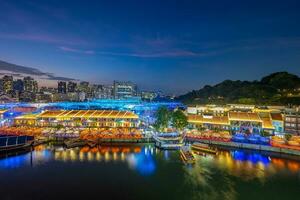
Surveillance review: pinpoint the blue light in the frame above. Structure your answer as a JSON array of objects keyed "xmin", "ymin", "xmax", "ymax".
[
  {"xmin": 0, "ymin": 153, "xmax": 29, "ymax": 169},
  {"xmin": 231, "ymin": 150, "xmax": 270, "ymax": 165},
  {"xmin": 134, "ymin": 153, "xmax": 156, "ymax": 175}
]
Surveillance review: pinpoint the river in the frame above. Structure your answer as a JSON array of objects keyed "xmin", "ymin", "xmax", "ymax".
[{"xmin": 0, "ymin": 144, "xmax": 299, "ymax": 200}]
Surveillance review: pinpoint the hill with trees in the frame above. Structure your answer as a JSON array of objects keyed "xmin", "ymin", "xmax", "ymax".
[{"xmin": 176, "ymin": 72, "xmax": 300, "ymax": 105}]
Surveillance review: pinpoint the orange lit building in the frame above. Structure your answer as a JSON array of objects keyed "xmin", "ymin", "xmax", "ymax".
[
  {"xmin": 188, "ymin": 111, "xmax": 278, "ymax": 134},
  {"xmin": 14, "ymin": 110, "xmax": 139, "ymax": 128}
]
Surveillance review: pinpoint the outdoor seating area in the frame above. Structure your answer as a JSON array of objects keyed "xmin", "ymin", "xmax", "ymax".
[
  {"xmin": 185, "ymin": 130, "xmax": 232, "ymax": 142},
  {"xmin": 80, "ymin": 128, "xmax": 142, "ymax": 140},
  {"xmin": 0, "ymin": 126, "xmax": 42, "ymax": 136},
  {"xmin": 0, "ymin": 125, "xmax": 143, "ymax": 139},
  {"xmin": 231, "ymin": 133, "xmax": 270, "ymax": 145},
  {"xmin": 41, "ymin": 127, "xmax": 81, "ymax": 138},
  {"xmin": 271, "ymin": 136, "xmax": 300, "ymax": 150}
]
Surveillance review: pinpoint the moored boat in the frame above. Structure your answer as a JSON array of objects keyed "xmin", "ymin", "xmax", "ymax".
[
  {"xmin": 191, "ymin": 143, "xmax": 217, "ymax": 154},
  {"xmin": 180, "ymin": 149, "xmax": 195, "ymax": 164}
]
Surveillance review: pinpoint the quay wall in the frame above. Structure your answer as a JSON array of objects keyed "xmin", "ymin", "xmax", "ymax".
[{"xmin": 186, "ymin": 138, "xmax": 300, "ymax": 156}]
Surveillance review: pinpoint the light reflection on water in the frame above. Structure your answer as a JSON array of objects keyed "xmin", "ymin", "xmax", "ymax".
[
  {"xmin": 0, "ymin": 144, "xmax": 157, "ymax": 175},
  {"xmin": 183, "ymin": 150, "xmax": 300, "ymax": 200},
  {"xmin": 0, "ymin": 144, "xmax": 300, "ymax": 199},
  {"xmin": 1, "ymin": 144, "xmax": 300, "ymax": 177}
]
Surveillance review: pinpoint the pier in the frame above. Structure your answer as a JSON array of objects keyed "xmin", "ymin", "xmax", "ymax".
[{"xmin": 186, "ymin": 138, "xmax": 300, "ymax": 156}]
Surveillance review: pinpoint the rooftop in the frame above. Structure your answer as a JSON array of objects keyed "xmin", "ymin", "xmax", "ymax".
[{"xmin": 16, "ymin": 110, "xmax": 138, "ymax": 120}]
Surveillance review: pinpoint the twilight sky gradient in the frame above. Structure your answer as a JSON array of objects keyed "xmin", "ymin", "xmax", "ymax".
[{"xmin": 0, "ymin": 0, "xmax": 300, "ymax": 95}]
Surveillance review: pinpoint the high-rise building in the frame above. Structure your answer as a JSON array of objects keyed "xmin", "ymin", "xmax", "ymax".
[
  {"xmin": 89, "ymin": 84, "xmax": 99, "ymax": 98},
  {"xmin": 13, "ymin": 79, "xmax": 24, "ymax": 92},
  {"xmin": 1, "ymin": 75, "xmax": 13, "ymax": 94},
  {"xmin": 113, "ymin": 81, "xmax": 137, "ymax": 99},
  {"xmin": 67, "ymin": 81, "xmax": 77, "ymax": 93},
  {"xmin": 58, "ymin": 81, "xmax": 67, "ymax": 94},
  {"xmin": 24, "ymin": 76, "xmax": 38, "ymax": 93},
  {"xmin": 99, "ymin": 85, "xmax": 113, "ymax": 99}
]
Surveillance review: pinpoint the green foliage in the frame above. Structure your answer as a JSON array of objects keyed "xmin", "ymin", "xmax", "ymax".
[
  {"xmin": 154, "ymin": 107, "xmax": 171, "ymax": 132},
  {"xmin": 177, "ymin": 72, "xmax": 300, "ymax": 105},
  {"xmin": 154, "ymin": 107, "xmax": 188, "ymax": 131},
  {"xmin": 262, "ymin": 131, "xmax": 272, "ymax": 137},
  {"xmin": 284, "ymin": 133, "xmax": 292, "ymax": 141},
  {"xmin": 171, "ymin": 110, "xmax": 188, "ymax": 130},
  {"xmin": 55, "ymin": 124, "xmax": 64, "ymax": 130}
]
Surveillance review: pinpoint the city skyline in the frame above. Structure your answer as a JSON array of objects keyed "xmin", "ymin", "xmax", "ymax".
[{"xmin": 1, "ymin": 0, "xmax": 300, "ymax": 95}]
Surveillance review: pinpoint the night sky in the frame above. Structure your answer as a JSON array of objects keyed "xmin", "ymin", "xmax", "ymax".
[{"xmin": 0, "ymin": 0, "xmax": 300, "ymax": 95}]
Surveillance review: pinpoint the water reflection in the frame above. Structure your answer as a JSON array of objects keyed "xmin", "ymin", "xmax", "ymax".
[
  {"xmin": 0, "ymin": 147, "xmax": 52, "ymax": 169},
  {"xmin": 1, "ymin": 144, "xmax": 300, "ymax": 178},
  {"xmin": 0, "ymin": 144, "xmax": 299, "ymax": 200},
  {"xmin": 0, "ymin": 144, "xmax": 157, "ymax": 175},
  {"xmin": 183, "ymin": 149, "xmax": 300, "ymax": 200}
]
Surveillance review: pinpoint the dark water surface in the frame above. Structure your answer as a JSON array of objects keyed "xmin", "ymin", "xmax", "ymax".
[{"xmin": 0, "ymin": 144, "xmax": 299, "ymax": 200}]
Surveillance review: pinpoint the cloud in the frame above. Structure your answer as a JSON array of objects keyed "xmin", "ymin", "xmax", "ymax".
[
  {"xmin": 96, "ymin": 50, "xmax": 207, "ymax": 58},
  {"xmin": 59, "ymin": 46, "xmax": 95, "ymax": 55},
  {"xmin": 0, "ymin": 60, "xmax": 77, "ymax": 82}
]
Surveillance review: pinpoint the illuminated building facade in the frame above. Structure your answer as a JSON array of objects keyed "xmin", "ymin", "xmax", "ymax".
[
  {"xmin": 23, "ymin": 76, "xmax": 38, "ymax": 93},
  {"xmin": 113, "ymin": 81, "xmax": 137, "ymax": 99},
  {"xmin": 1, "ymin": 75, "xmax": 13, "ymax": 94},
  {"xmin": 67, "ymin": 81, "xmax": 77, "ymax": 93},
  {"xmin": 188, "ymin": 111, "xmax": 279, "ymax": 134},
  {"xmin": 14, "ymin": 110, "xmax": 140, "ymax": 128},
  {"xmin": 58, "ymin": 81, "xmax": 67, "ymax": 94},
  {"xmin": 284, "ymin": 111, "xmax": 300, "ymax": 135}
]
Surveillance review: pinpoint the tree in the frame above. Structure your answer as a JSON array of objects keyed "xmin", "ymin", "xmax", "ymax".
[
  {"xmin": 284, "ymin": 133, "xmax": 292, "ymax": 141},
  {"xmin": 154, "ymin": 107, "xmax": 171, "ymax": 132},
  {"xmin": 171, "ymin": 110, "xmax": 188, "ymax": 131}
]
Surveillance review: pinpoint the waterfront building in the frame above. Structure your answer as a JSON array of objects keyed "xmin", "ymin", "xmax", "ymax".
[
  {"xmin": 188, "ymin": 111, "xmax": 276, "ymax": 134},
  {"xmin": 227, "ymin": 104, "xmax": 255, "ymax": 111},
  {"xmin": 187, "ymin": 105, "xmax": 229, "ymax": 116},
  {"xmin": 58, "ymin": 81, "xmax": 67, "ymax": 94},
  {"xmin": 113, "ymin": 81, "xmax": 137, "ymax": 99},
  {"xmin": 284, "ymin": 110, "xmax": 300, "ymax": 135},
  {"xmin": 188, "ymin": 114, "xmax": 230, "ymax": 130},
  {"xmin": 271, "ymin": 113, "xmax": 284, "ymax": 133},
  {"xmin": 14, "ymin": 110, "xmax": 139, "ymax": 128}
]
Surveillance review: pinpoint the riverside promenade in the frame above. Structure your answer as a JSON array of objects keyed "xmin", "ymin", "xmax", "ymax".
[{"xmin": 186, "ymin": 138, "xmax": 300, "ymax": 156}]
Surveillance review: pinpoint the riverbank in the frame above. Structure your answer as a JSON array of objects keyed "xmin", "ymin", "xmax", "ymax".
[{"xmin": 186, "ymin": 138, "xmax": 300, "ymax": 156}]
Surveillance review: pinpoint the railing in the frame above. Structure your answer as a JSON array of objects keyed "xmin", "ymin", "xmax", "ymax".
[{"xmin": 0, "ymin": 135, "xmax": 34, "ymax": 147}]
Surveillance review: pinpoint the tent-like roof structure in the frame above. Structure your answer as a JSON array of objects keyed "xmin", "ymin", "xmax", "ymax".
[
  {"xmin": 0, "ymin": 109, "xmax": 8, "ymax": 114},
  {"xmin": 16, "ymin": 110, "xmax": 138, "ymax": 120},
  {"xmin": 188, "ymin": 115, "xmax": 230, "ymax": 125},
  {"xmin": 228, "ymin": 112, "xmax": 261, "ymax": 122}
]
